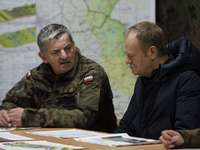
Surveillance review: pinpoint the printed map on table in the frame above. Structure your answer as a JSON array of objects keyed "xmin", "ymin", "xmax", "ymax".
[{"xmin": 0, "ymin": 141, "xmax": 84, "ymax": 150}]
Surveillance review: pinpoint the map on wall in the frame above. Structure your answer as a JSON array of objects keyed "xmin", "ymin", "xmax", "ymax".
[
  {"xmin": 0, "ymin": 0, "xmax": 39, "ymax": 105},
  {"xmin": 0, "ymin": 0, "xmax": 155, "ymax": 118}
]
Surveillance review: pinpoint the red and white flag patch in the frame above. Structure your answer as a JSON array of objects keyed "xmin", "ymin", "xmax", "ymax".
[
  {"xmin": 84, "ymin": 75, "xmax": 93, "ymax": 82},
  {"xmin": 26, "ymin": 70, "xmax": 31, "ymax": 78}
]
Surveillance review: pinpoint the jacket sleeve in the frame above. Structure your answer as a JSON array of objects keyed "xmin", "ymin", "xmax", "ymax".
[
  {"xmin": 22, "ymin": 107, "xmax": 98, "ymax": 128},
  {"xmin": 21, "ymin": 68, "xmax": 106, "ymax": 128},
  {"xmin": 0, "ymin": 75, "xmax": 36, "ymax": 111},
  {"xmin": 114, "ymin": 95, "xmax": 137, "ymax": 136},
  {"xmin": 175, "ymin": 71, "xmax": 200, "ymax": 130},
  {"xmin": 114, "ymin": 77, "xmax": 141, "ymax": 136},
  {"xmin": 178, "ymin": 128, "xmax": 200, "ymax": 148}
]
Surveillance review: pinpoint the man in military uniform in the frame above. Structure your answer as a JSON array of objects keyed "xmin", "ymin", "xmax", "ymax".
[
  {"xmin": 159, "ymin": 128, "xmax": 200, "ymax": 149},
  {"xmin": 0, "ymin": 24, "xmax": 117, "ymax": 133}
]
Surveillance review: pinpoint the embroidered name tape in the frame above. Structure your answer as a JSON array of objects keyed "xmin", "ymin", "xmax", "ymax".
[
  {"xmin": 26, "ymin": 70, "xmax": 31, "ymax": 78},
  {"xmin": 84, "ymin": 76, "xmax": 93, "ymax": 82}
]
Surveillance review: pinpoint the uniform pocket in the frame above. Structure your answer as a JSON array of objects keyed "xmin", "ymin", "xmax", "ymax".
[
  {"xmin": 44, "ymin": 90, "xmax": 77, "ymax": 110},
  {"xmin": 62, "ymin": 96, "xmax": 76, "ymax": 110}
]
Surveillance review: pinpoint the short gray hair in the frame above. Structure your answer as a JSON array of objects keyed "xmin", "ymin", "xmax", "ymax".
[{"xmin": 37, "ymin": 24, "xmax": 73, "ymax": 53}]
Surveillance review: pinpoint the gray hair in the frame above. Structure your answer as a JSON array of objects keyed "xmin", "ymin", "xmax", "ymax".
[
  {"xmin": 37, "ymin": 24, "xmax": 73, "ymax": 53},
  {"xmin": 124, "ymin": 21, "xmax": 167, "ymax": 57}
]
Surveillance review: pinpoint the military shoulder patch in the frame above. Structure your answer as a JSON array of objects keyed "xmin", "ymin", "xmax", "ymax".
[
  {"xmin": 26, "ymin": 70, "xmax": 31, "ymax": 78},
  {"xmin": 84, "ymin": 75, "xmax": 93, "ymax": 82}
]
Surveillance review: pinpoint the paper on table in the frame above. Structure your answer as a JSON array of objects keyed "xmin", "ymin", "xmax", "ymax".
[
  {"xmin": 26, "ymin": 129, "xmax": 108, "ymax": 139},
  {"xmin": 0, "ymin": 127, "xmax": 39, "ymax": 132},
  {"xmin": 0, "ymin": 132, "xmax": 35, "ymax": 142},
  {"xmin": 74, "ymin": 133, "xmax": 160, "ymax": 147},
  {"xmin": 0, "ymin": 140, "xmax": 85, "ymax": 150}
]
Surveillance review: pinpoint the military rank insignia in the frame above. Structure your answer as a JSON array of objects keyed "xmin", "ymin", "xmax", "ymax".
[
  {"xmin": 84, "ymin": 75, "xmax": 93, "ymax": 82},
  {"xmin": 26, "ymin": 70, "xmax": 31, "ymax": 78}
]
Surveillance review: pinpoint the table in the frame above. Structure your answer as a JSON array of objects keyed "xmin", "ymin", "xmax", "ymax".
[{"xmin": 5, "ymin": 128, "xmax": 165, "ymax": 150}]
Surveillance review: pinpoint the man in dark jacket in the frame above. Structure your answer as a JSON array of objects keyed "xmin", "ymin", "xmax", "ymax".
[
  {"xmin": 0, "ymin": 24, "xmax": 117, "ymax": 133},
  {"xmin": 114, "ymin": 21, "xmax": 200, "ymax": 139}
]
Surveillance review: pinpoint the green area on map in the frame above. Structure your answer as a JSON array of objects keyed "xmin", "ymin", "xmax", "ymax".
[
  {"xmin": 0, "ymin": 3, "xmax": 35, "ymax": 22},
  {"xmin": 86, "ymin": 0, "xmax": 135, "ymax": 95},
  {"xmin": 0, "ymin": 27, "xmax": 36, "ymax": 47}
]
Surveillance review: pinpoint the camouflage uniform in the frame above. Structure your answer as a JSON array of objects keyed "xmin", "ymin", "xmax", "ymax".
[
  {"xmin": 0, "ymin": 48, "xmax": 117, "ymax": 133},
  {"xmin": 178, "ymin": 128, "xmax": 200, "ymax": 148}
]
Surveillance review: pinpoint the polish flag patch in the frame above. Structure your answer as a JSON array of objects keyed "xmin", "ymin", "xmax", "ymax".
[
  {"xmin": 26, "ymin": 70, "xmax": 31, "ymax": 78},
  {"xmin": 84, "ymin": 76, "xmax": 93, "ymax": 82}
]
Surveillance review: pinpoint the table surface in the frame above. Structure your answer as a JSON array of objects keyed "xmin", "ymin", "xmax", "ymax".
[{"xmin": 2, "ymin": 128, "xmax": 166, "ymax": 150}]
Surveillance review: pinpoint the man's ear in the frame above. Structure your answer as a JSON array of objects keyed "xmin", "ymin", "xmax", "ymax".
[
  {"xmin": 38, "ymin": 52, "xmax": 49, "ymax": 64},
  {"xmin": 149, "ymin": 46, "xmax": 157, "ymax": 61}
]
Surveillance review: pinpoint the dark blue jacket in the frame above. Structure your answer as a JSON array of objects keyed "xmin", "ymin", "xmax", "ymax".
[{"xmin": 115, "ymin": 37, "xmax": 200, "ymax": 139}]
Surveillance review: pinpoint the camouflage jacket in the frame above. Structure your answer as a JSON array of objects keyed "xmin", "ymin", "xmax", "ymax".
[
  {"xmin": 178, "ymin": 128, "xmax": 200, "ymax": 148},
  {"xmin": 0, "ymin": 48, "xmax": 117, "ymax": 133}
]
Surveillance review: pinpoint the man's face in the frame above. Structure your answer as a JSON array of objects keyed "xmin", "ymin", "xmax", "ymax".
[
  {"xmin": 124, "ymin": 31, "xmax": 152, "ymax": 77},
  {"xmin": 39, "ymin": 33, "xmax": 76, "ymax": 75}
]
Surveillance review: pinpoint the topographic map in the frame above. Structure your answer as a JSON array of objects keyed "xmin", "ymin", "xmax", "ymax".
[{"xmin": 0, "ymin": 0, "xmax": 155, "ymax": 118}]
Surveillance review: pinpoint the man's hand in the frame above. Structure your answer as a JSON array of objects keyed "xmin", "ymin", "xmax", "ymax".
[
  {"xmin": 159, "ymin": 130, "xmax": 184, "ymax": 149},
  {"xmin": 0, "ymin": 110, "xmax": 11, "ymax": 127},
  {"xmin": 8, "ymin": 108, "xmax": 24, "ymax": 127}
]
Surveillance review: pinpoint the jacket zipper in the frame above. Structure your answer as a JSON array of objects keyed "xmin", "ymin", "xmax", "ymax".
[{"xmin": 139, "ymin": 82, "xmax": 145, "ymax": 137}]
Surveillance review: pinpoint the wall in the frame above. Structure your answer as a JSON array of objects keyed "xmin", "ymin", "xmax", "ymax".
[{"xmin": 156, "ymin": 0, "xmax": 200, "ymax": 50}]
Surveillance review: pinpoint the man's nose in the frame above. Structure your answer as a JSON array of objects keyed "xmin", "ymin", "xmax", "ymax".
[
  {"xmin": 60, "ymin": 50, "xmax": 68, "ymax": 59},
  {"xmin": 125, "ymin": 57, "xmax": 130, "ymax": 64}
]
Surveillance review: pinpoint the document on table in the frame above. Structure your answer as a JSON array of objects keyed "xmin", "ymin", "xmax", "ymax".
[
  {"xmin": 0, "ymin": 140, "xmax": 85, "ymax": 150},
  {"xmin": 26, "ymin": 129, "xmax": 108, "ymax": 139},
  {"xmin": 0, "ymin": 132, "xmax": 35, "ymax": 142},
  {"xmin": 0, "ymin": 127, "xmax": 38, "ymax": 132},
  {"xmin": 74, "ymin": 133, "xmax": 161, "ymax": 147}
]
